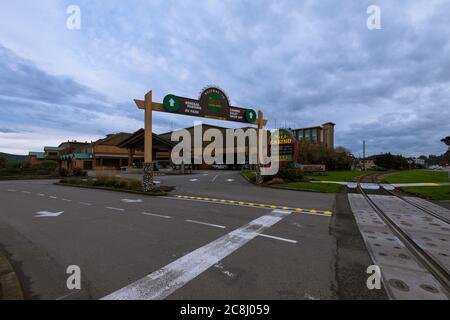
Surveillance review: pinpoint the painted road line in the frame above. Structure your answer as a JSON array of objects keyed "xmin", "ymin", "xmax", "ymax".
[
  {"xmin": 79, "ymin": 202, "xmax": 92, "ymax": 206},
  {"xmin": 34, "ymin": 211, "xmax": 64, "ymax": 218},
  {"xmin": 105, "ymin": 207, "xmax": 125, "ymax": 212},
  {"xmin": 258, "ymin": 234, "xmax": 298, "ymax": 244},
  {"xmin": 168, "ymin": 195, "xmax": 333, "ymax": 217},
  {"xmin": 189, "ymin": 179, "xmax": 199, "ymax": 182},
  {"xmin": 21, "ymin": 191, "xmax": 31, "ymax": 194},
  {"xmin": 121, "ymin": 199, "xmax": 143, "ymax": 203},
  {"xmin": 211, "ymin": 174, "xmax": 220, "ymax": 182},
  {"xmin": 142, "ymin": 212, "xmax": 171, "ymax": 219},
  {"xmin": 49, "ymin": 196, "xmax": 58, "ymax": 199},
  {"xmin": 7, "ymin": 189, "xmax": 16, "ymax": 192},
  {"xmin": 62, "ymin": 199, "xmax": 72, "ymax": 202},
  {"xmin": 102, "ymin": 209, "xmax": 292, "ymax": 300},
  {"xmin": 185, "ymin": 219, "xmax": 226, "ymax": 229},
  {"xmin": 37, "ymin": 193, "xmax": 45, "ymax": 197}
]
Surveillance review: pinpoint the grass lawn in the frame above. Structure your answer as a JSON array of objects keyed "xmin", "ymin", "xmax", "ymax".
[
  {"xmin": 307, "ymin": 170, "xmax": 376, "ymax": 182},
  {"xmin": 241, "ymin": 170, "xmax": 256, "ymax": 181},
  {"xmin": 401, "ymin": 186, "xmax": 450, "ymax": 201},
  {"xmin": 384, "ymin": 170, "xmax": 450, "ymax": 184},
  {"xmin": 273, "ymin": 182, "xmax": 342, "ymax": 193}
]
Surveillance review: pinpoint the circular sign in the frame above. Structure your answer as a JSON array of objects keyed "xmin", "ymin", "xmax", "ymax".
[
  {"xmin": 163, "ymin": 95, "xmax": 181, "ymax": 112},
  {"xmin": 245, "ymin": 109, "xmax": 257, "ymax": 123},
  {"xmin": 199, "ymin": 87, "xmax": 230, "ymax": 114}
]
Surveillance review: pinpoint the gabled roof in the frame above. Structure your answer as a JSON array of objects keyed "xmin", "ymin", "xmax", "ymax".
[
  {"xmin": 29, "ymin": 152, "xmax": 45, "ymax": 159},
  {"xmin": 94, "ymin": 132, "xmax": 132, "ymax": 146},
  {"xmin": 159, "ymin": 123, "xmax": 231, "ymax": 136},
  {"xmin": 116, "ymin": 129, "xmax": 175, "ymax": 149}
]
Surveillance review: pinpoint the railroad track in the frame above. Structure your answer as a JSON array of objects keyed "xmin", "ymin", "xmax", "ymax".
[
  {"xmin": 363, "ymin": 172, "xmax": 449, "ymax": 224},
  {"xmin": 355, "ymin": 174, "xmax": 450, "ymax": 297}
]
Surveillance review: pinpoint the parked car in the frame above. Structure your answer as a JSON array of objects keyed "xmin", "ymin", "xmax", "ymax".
[{"xmin": 212, "ymin": 164, "xmax": 227, "ymax": 170}]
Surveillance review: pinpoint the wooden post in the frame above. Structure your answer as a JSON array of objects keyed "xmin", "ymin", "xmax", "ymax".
[
  {"xmin": 142, "ymin": 90, "xmax": 154, "ymax": 191},
  {"xmin": 256, "ymin": 110, "xmax": 264, "ymax": 185},
  {"xmin": 128, "ymin": 148, "xmax": 135, "ymax": 168}
]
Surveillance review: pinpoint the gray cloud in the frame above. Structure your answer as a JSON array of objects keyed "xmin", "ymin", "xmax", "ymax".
[{"xmin": 0, "ymin": 0, "xmax": 449, "ymax": 156}]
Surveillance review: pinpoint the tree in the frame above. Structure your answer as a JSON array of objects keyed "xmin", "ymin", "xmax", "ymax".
[
  {"xmin": 296, "ymin": 141, "xmax": 354, "ymax": 170},
  {"xmin": 0, "ymin": 157, "xmax": 6, "ymax": 168},
  {"xmin": 374, "ymin": 153, "xmax": 409, "ymax": 170},
  {"xmin": 441, "ymin": 136, "xmax": 450, "ymax": 146}
]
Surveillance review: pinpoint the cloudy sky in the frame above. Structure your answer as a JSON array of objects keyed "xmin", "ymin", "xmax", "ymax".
[{"xmin": 0, "ymin": 0, "xmax": 449, "ymax": 157}]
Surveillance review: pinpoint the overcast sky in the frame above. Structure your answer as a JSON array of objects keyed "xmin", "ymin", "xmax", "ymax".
[{"xmin": 0, "ymin": 0, "xmax": 449, "ymax": 157}]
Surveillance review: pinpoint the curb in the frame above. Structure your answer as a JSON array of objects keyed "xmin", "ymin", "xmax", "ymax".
[
  {"xmin": 54, "ymin": 182, "xmax": 170, "ymax": 196},
  {"xmin": 239, "ymin": 172, "xmax": 341, "ymax": 194},
  {"xmin": 0, "ymin": 252, "xmax": 24, "ymax": 300}
]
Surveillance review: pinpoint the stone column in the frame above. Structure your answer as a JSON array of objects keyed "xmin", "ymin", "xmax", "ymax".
[{"xmin": 143, "ymin": 162, "xmax": 154, "ymax": 191}]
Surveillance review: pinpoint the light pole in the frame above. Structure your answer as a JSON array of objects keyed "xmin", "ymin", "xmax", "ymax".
[{"xmin": 442, "ymin": 136, "xmax": 450, "ymax": 178}]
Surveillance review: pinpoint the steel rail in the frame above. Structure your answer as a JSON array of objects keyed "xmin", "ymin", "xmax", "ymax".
[{"xmin": 355, "ymin": 178, "xmax": 450, "ymax": 295}]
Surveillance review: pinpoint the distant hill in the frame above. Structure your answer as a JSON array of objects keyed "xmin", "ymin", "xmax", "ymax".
[{"xmin": 0, "ymin": 152, "xmax": 28, "ymax": 161}]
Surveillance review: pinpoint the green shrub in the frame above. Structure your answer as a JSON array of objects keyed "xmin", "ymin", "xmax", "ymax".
[
  {"xmin": 60, "ymin": 175, "xmax": 143, "ymax": 192},
  {"xmin": 126, "ymin": 179, "xmax": 142, "ymax": 191},
  {"xmin": 276, "ymin": 168, "xmax": 303, "ymax": 182},
  {"xmin": 58, "ymin": 167, "xmax": 69, "ymax": 177},
  {"xmin": 72, "ymin": 167, "xmax": 87, "ymax": 177}
]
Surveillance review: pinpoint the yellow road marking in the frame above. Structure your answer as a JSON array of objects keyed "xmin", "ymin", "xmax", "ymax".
[{"xmin": 172, "ymin": 195, "xmax": 331, "ymax": 216}]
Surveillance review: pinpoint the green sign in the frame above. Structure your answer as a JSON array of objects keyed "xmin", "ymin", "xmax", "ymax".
[
  {"xmin": 205, "ymin": 91, "xmax": 224, "ymax": 113},
  {"xmin": 163, "ymin": 94, "xmax": 181, "ymax": 112},
  {"xmin": 161, "ymin": 87, "xmax": 258, "ymax": 124}
]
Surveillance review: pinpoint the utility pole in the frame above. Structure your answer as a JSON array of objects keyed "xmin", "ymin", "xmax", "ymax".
[
  {"xmin": 363, "ymin": 140, "xmax": 366, "ymax": 171},
  {"xmin": 441, "ymin": 136, "xmax": 450, "ymax": 178}
]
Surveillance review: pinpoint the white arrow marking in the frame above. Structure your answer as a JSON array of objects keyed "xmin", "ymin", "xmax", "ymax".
[
  {"xmin": 226, "ymin": 179, "xmax": 235, "ymax": 182},
  {"xmin": 34, "ymin": 211, "xmax": 64, "ymax": 218},
  {"xmin": 121, "ymin": 199, "xmax": 143, "ymax": 203},
  {"xmin": 189, "ymin": 179, "xmax": 198, "ymax": 182},
  {"xmin": 169, "ymin": 98, "xmax": 175, "ymax": 107}
]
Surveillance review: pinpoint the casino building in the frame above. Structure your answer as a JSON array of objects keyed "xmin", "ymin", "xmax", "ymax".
[
  {"xmin": 293, "ymin": 122, "xmax": 335, "ymax": 150},
  {"xmin": 29, "ymin": 124, "xmax": 335, "ymax": 171}
]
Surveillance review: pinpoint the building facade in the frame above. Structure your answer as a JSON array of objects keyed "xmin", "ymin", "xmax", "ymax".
[{"xmin": 293, "ymin": 122, "xmax": 335, "ymax": 149}]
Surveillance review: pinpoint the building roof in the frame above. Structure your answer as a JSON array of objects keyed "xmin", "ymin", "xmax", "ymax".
[
  {"xmin": 28, "ymin": 152, "xmax": 45, "ymax": 159},
  {"xmin": 159, "ymin": 123, "xmax": 231, "ymax": 136},
  {"xmin": 58, "ymin": 141, "xmax": 91, "ymax": 148},
  {"xmin": 94, "ymin": 132, "xmax": 133, "ymax": 146},
  {"xmin": 44, "ymin": 146, "xmax": 64, "ymax": 151},
  {"xmin": 117, "ymin": 129, "xmax": 175, "ymax": 149},
  {"xmin": 60, "ymin": 153, "xmax": 93, "ymax": 160}
]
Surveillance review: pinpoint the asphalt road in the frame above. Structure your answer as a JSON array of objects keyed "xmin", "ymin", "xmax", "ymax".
[
  {"xmin": 0, "ymin": 175, "xmax": 382, "ymax": 300},
  {"xmin": 121, "ymin": 170, "xmax": 335, "ymax": 211}
]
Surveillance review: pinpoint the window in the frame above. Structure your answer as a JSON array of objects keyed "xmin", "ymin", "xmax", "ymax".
[
  {"xmin": 304, "ymin": 130, "xmax": 310, "ymax": 140},
  {"xmin": 298, "ymin": 130, "xmax": 304, "ymax": 141},
  {"xmin": 311, "ymin": 129, "xmax": 318, "ymax": 143}
]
